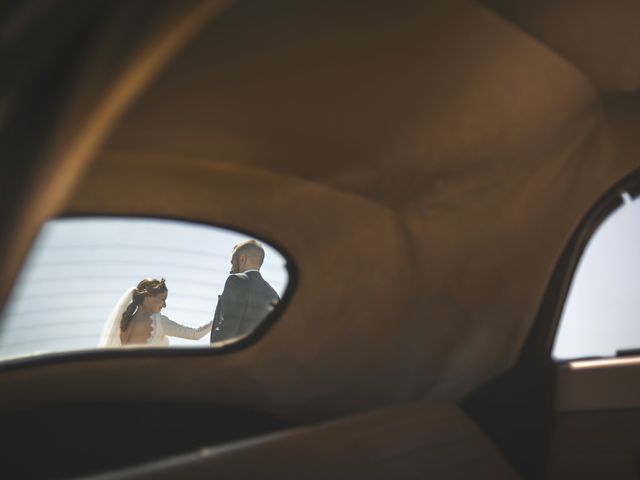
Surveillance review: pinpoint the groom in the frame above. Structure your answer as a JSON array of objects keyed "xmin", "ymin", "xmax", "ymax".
[{"xmin": 210, "ymin": 239, "xmax": 280, "ymax": 344}]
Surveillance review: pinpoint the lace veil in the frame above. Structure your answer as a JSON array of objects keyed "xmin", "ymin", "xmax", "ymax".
[{"xmin": 99, "ymin": 287, "xmax": 136, "ymax": 347}]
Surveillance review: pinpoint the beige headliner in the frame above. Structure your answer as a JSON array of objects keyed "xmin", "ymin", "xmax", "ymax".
[{"xmin": 2, "ymin": 0, "xmax": 640, "ymax": 422}]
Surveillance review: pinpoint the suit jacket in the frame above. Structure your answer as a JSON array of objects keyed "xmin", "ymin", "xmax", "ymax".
[{"xmin": 210, "ymin": 270, "xmax": 280, "ymax": 343}]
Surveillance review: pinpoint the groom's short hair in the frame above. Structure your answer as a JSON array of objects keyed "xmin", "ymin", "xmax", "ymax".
[{"xmin": 233, "ymin": 240, "xmax": 265, "ymax": 266}]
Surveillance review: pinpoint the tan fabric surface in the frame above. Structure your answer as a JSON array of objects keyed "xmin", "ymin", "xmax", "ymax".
[
  {"xmin": 480, "ymin": 0, "xmax": 640, "ymax": 93},
  {"xmin": 89, "ymin": 401, "xmax": 520, "ymax": 480},
  {"xmin": 1, "ymin": 0, "xmax": 640, "ymax": 425}
]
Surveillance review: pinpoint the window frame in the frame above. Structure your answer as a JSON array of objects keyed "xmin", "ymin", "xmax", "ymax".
[
  {"xmin": 535, "ymin": 170, "xmax": 640, "ymax": 365},
  {"xmin": 0, "ymin": 213, "xmax": 298, "ymax": 373}
]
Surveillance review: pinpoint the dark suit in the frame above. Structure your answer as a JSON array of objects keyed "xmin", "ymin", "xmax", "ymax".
[{"xmin": 210, "ymin": 270, "xmax": 280, "ymax": 343}]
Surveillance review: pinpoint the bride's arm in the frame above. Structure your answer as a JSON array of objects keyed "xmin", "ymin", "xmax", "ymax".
[{"xmin": 159, "ymin": 315, "xmax": 212, "ymax": 340}]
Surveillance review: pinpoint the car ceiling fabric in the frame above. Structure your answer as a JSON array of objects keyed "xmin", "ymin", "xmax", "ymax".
[{"xmin": 2, "ymin": 0, "xmax": 640, "ymax": 421}]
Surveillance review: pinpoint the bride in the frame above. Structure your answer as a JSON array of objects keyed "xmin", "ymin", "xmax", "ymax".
[{"xmin": 99, "ymin": 278, "xmax": 212, "ymax": 347}]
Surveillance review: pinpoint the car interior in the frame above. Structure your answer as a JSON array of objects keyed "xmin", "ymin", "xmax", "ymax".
[{"xmin": 2, "ymin": 1, "xmax": 640, "ymax": 479}]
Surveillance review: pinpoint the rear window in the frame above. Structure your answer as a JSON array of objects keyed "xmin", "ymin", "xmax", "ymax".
[{"xmin": 0, "ymin": 217, "xmax": 290, "ymax": 361}]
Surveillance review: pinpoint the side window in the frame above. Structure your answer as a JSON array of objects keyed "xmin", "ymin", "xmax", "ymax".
[
  {"xmin": 552, "ymin": 192, "xmax": 640, "ymax": 361},
  {"xmin": 0, "ymin": 217, "xmax": 290, "ymax": 362}
]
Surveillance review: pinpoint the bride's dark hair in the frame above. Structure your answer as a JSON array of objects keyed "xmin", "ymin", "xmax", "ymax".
[{"xmin": 120, "ymin": 278, "xmax": 168, "ymax": 332}]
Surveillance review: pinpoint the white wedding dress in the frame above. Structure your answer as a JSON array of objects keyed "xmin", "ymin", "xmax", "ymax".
[
  {"xmin": 99, "ymin": 287, "xmax": 212, "ymax": 347},
  {"xmin": 142, "ymin": 313, "xmax": 212, "ymax": 346}
]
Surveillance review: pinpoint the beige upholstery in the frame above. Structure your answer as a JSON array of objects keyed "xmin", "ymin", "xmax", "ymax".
[
  {"xmin": 5, "ymin": 1, "xmax": 640, "ymax": 478},
  {"xmin": 480, "ymin": 0, "xmax": 640, "ymax": 93},
  {"xmin": 92, "ymin": 402, "xmax": 519, "ymax": 480},
  {"xmin": 2, "ymin": 1, "xmax": 640, "ymax": 466},
  {"xmin": 547, "ymin": 409, "xmax": 640, "ymax": 480},
  {"xmin": 2, "ymin": 0, "xmax": 640, "ymax": 423}
]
